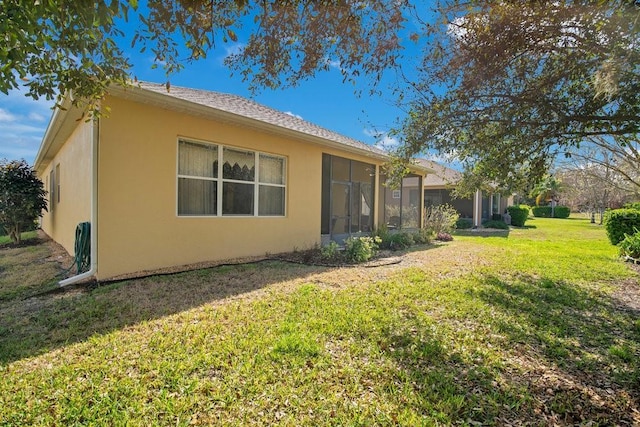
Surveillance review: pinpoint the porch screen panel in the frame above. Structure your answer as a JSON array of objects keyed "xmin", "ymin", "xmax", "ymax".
[
  {"xmin": 400, "ymin": 176, "xmax": 421, "ymax": 229},
  {"xmin": 351, "ymin": 161, "xmax": 374, "ymax": 232}
]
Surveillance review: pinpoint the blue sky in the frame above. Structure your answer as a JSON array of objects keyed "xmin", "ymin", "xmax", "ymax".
[{"xmin": 0, "ymin": 10, "xmax": 428, "ymax": 165}]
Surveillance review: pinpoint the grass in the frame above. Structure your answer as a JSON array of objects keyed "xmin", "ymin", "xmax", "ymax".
[
  {"xmin": 0, "ymin": 232, "xmax": 60, "ymax": 301},
  {"xmin": 0, "ymin": 217, "xmax": 639, "ymax": 425},
  {"xmin": 0, "ymin": 230, "xmax": 38, "ymax": 246}
]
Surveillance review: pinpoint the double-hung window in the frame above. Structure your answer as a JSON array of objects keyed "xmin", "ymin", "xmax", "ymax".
[{"xmin": 177, "ymin": 139, "xmax": 286, "ymax": 217}]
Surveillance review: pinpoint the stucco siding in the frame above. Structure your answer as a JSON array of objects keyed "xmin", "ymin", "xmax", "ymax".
[
  {"xmin": 96, "ymin": 96, "xmax": 384, "ymax": 279},
  {"xmin": 39, "ymin": 120, "xmax": 92, "ymax": 256}
]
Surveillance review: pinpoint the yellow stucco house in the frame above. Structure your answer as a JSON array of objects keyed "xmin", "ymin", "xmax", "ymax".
[{"xmin": 35, "ymin": 82, "xmax": 431, "ymax": 283}]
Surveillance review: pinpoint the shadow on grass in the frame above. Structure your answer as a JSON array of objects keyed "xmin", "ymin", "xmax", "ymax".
[
  {"xmin": 0, "ymin": 258, "xmax": 330, "ymax": 365},
  {"xmin": 469, "ymin": 273, "xmax": 640, "ymax": 424},
  {"xmin": 379, "ymin": 312, "xmax": 531, "ymax": 424},
  {"xmin": 453, "ymin": 229, "xmax": 510, "ymax": 238}
]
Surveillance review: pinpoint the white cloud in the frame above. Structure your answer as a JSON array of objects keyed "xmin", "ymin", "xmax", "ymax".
[
  {"xmin": 222, "ymin": 43, "xmax": 246, "ymax": 60},
  {"xmin": 0, "ymin": 108, "xmax": 17, "ymax": 122},
  {"xmin": 27, "ymin": 112, "xmax": 46, "ymax": 122},
  {"xmin": 324, "ymin": 57, "xmax": 345, "ymax": 72},
  {"xmin": 363, "ymin": 129, "xmax": 400, "ymax": 152},
  {"xmin": 0, "ymin": 85, "xmax": 54, "ymax": 163},
  {"xmin": 284, "ymin": 111, "xmax": 303, "ymax": 120}
]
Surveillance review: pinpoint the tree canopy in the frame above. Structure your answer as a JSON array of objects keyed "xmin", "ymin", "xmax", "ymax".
[
  {"xmin": 2, "ymin": 0, "xmax": 639, "ymax": 193},
  {"xmin": 0, "ymin": 159, "xmax": 47, "ymax": 244},
  {"xmin": 399, "ymin": 0, "xmax": 640, "ymax": 194},
  {"xmin": 1, "ymin": 0, "xmax": 408, "ymax": 110}
]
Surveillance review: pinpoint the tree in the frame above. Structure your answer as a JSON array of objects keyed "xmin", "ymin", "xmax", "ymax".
[
  {"xmin": 3, "ymin": 0, "xmax": 639, "ymax": 195},
  {"xmin": 0, "ymin": 159, "xmax": 48, "ymax": 244},
  {"xmin": 530, "ymin": 175, "xmax": 563, "ymax": 217},
  {"xmin": 564, "ymin": 136, "xmax": 640, "ymax": 192},
  {"xmin": 399, "ymin": 1, "xmax": 639, "ymax": 192},
  {"xmin": 1, "ymin": 0, "xmax": 409, "ymax": 111},
  {"xmin": 556, "ymin": 146, "xmax": 638, "ymax": 222}
]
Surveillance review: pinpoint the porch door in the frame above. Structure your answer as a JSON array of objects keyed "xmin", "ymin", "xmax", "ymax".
[{"xmin": 331, "ymin": 181, "xmax": 351, "ymax": 242}]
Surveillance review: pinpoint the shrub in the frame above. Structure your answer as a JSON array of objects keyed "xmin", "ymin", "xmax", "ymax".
[
  {"xmin": 554, "ymin": 206, "xmax": 571, "ymax": 218},
  {"xmin": 603, "ymin": 208, "xmax": 640, "ymax": 245},
  {"xmin": 531, "ymin": 205, "xmax": 570, "ymax": 218},
  {"xmin": 531, "ymin": 206, "xmax": 551, "ymax": 217},
  {"xmin": 412, "ymin": 228, "xmax": 434, "ymax": 245},
  {"xmin": 436, "ymin": 232, "xmax": 453, "ymax": 241},
  {"xmin": 619, "ymin": 230, "xmax": 640, "ymax": 259},
  {"xmin": 424, "ymin": 204, "xmax": 459, "ymax": 234},
  {"xmin": 321, "ymin": 241, "xmax": 340, "ymax": 260},
  {"xmin": 344, "ymin": 236, "xmax": 381, "ymax": 263},
  {"xmin": 624, "ymin": 202, "xmax": 640, "ymax": 210},
  {"xmin": 482, "ymin": 219, "xmax": 509, "ymax": 229},
  {"xmin": 0, "ymin": 159, "xmax": 48, "ymax": 244},
  {"xmin": 455, "ymin": 218, "xmax": 473, "ymax": 229},
  {"xmin": 506, "ymin": 205, "xmax": 530, "ymax": 227},
  {"xmin": 388, "ymin": 232, "xmax": 414, "ymax": 250}
]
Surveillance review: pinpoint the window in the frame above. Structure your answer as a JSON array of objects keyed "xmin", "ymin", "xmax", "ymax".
[
  {"xmin": 177, "ymin": 139, "xmax": 286, "ymax": 217},
  {"xmin": 55, "ymin": 164, "xmax": 60, "ymax": 203},
  {"xmin": 49, "ymin": 169, "xmax": 55, "ymax": 211}
]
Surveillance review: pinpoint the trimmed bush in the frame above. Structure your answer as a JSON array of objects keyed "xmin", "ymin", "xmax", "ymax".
[
  {"xmin": 624, "ymin": 202, "xmax": 640, "ymax": 210},
  {"xmin": 603, "ymin": 208, "xmax": 640, "ymax": 245},
  {"xmin": 619, "ymin": 230, "xmax": 640, "ymax": 259},
  {"xmin": 507, "ymin": 205, "xmax": 530, "ymax": 227},
  {"xmin": 455, "ymin": 218, "xmax": 473, "ymax": 229},
  {"xmin": 554, "ymin": 206, "xmax": 571, "ymax": 218},
  {"xmin": 482, "ymin": 219, "xmax": 509, "ymax": 229},
  {"xmin": 532, "ymin": 206, "xmax": 552, "ymax": 217},
  {"xmin": 531, "ymin": 205, "xmax": 570, "ymax": 218}
]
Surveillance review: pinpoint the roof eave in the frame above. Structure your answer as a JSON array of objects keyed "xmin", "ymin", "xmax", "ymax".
[{"xmin": 34, "ymin": 96, "xmax": 84, "ymax": 172}]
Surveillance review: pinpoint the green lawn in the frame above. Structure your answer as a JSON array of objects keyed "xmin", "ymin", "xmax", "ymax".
[
  {"xmin": 0, "ymin": 218, "xmax": 638, "ymax": 425},
  {"xmin": 0, "ymin": 230, "xmax": 38, "ymax": 246}
]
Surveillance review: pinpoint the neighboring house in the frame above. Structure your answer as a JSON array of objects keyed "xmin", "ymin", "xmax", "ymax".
[
  {"xmin": 416, "ymin": 159, "xmax": 512, "ymax": 227},
  {"xmin": 35, "ymin": 82, "xmax": 431, "ymax": 282}
]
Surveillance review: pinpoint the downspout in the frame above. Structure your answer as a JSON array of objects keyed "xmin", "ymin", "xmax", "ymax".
[{"xmin": 59, "ymin": 117, "xmax": 98, "ymax": 286}]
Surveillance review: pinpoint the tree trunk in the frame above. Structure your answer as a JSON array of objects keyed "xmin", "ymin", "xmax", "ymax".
[{"xmin": 9, "ymin": 224, "xmax": 20, "ymax": 245}]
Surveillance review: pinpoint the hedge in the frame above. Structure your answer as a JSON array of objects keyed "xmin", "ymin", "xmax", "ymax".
[
  {"xmin": 455, "ymin": 218, "xmax": 473, "ymax": 229},
  {"xmin": 531, "ymin": 206, "xmax": 570, "ymax": 218},
  {"xmin": 506, "ymin": 205, "xmax": 530, "ymax": 227},
  {"xmin": 603, "ymin": 208, "xmax": 640, "ymax": 245}
]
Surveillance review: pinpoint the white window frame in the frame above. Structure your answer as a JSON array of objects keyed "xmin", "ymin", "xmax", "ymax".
[{"xmin": 176, "ymin": 138, "xmax": 287, "ymax": 218}]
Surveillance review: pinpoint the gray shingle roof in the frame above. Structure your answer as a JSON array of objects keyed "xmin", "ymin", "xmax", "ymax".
[
  {"xmin": 136, "ymin": 81, "xmax": 387, "ymax": 157},
  {"xmin": 415, "ymin": 159, "xmax": 461, "ymax": 187}
]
